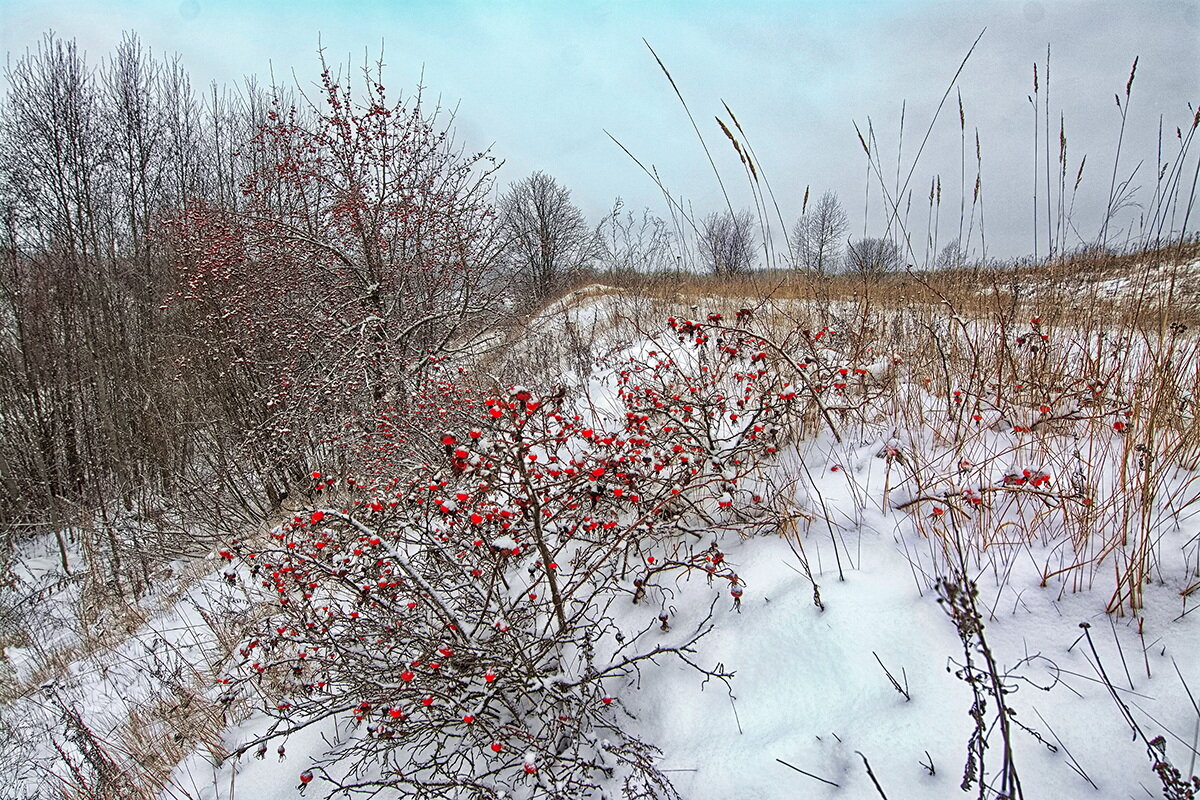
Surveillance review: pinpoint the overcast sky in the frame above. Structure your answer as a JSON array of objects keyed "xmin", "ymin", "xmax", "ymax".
[{"xmin": 2, "ymin": 0, "xmax": 1197, "ymax": 262}]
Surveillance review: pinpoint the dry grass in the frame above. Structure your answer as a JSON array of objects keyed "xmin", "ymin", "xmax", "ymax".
[
  {"xmin": 1, "ymin": 524, "xmax": 271, "ymax": 800},
  {"xmin": 507, "ymin": 243, "xmax": 1200, "ymax": 616},
  {"xmin": 118, "ymin": 690, "xmax": 232, "ymax": 790},
  {"xmin": 588, "ymin": 240, "xmax": 1200, "ymax": 327}
]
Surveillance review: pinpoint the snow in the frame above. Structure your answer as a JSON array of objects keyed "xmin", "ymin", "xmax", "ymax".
[
  {"xmin": 491, "ymin": 536, "xmax": 520, "ymax": 551},
  {"xmin": 632, "ymin": 528, "xmax": 1200, "ymax": 799},
  {"xmin": 5, "ymin": 284, "xmax": 1200, "ymax": 800}
]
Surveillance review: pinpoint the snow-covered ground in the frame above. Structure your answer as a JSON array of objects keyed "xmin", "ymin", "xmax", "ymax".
[{"xmin": 4, "ymin": 284, "xmax": 1200, "ymax": 800}]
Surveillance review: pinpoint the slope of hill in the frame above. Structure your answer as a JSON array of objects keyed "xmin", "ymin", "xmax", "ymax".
[{"xmin": 4, "ymin": 258, "xmax": 1200, "ymax": 799}]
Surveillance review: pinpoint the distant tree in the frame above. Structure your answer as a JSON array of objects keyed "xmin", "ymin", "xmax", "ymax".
[
  {"xmin": 790, "ymin": 190, "xmax": 847, "ymax": 274},
  {"xmin": 595, "ymin": 198, "xmax": 675, "ymax": 274},
  {"xmin": 845, "ymin": 236, "xmax": 903, "ymax": 276},
  {"xmin": 937, "ymin": 238, "xmax": 967, "ymax": 270},
  {"xmin": 499, "ymin": 171, "xmax": 597, "ymax": 302},
  {"xmin": 698, "ymin": 209, "xmax": 756, "ymax": 276}
]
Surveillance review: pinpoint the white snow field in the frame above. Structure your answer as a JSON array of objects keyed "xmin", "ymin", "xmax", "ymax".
[{"xmin": 4, "ymin": 280, "xmax": 1200, "ymax": 800}]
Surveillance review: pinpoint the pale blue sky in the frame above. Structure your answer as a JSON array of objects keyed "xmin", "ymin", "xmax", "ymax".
[{"xmin": 2, "ymin": 0, "xmax": 1197, "ymax": 260}]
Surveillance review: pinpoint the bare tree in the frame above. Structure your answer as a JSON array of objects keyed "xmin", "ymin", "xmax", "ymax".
[
  {"xmin": 698, "ymin": 209, "xmax": 756, "ymax": 276},
  {"xmin": 845, "ymin": 236, "xmax": 903, "ymax": 276},
  {"xmin": 0, "ymin": 33, "xmax": 190, "ymax": 586},
  {"xmin": 1, "ymin": 34, "xmax": 109, "ymax": 262},
  {"xmin": 790, "ymin": 190, "xmax": 847, "ymax": 274},
  {"xmin": 937, "ymin": 237, "xmax": 967, "ymax": 270},
  {"xmin": 103, "ymin": 33, "xmax": 167, "ymax": 270},
  {"xmin": 499, "ymin": 171, "xmax": 596, "ymax": 302},
  {"xmin": 595, "ymin": 198, "xmax": 675, "ymax": 274}
]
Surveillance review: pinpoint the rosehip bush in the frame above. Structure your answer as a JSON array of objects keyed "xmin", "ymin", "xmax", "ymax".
[
  {"xmin": 161, "ymin": 57, "xmax": 504, "ymax": 515},
  {"xmin": 215, "ymin": 317, "xmax": 806, "ymax": 798}
]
